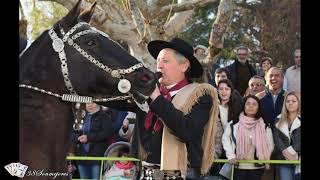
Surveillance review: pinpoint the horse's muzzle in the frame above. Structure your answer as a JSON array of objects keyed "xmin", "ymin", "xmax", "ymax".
[{"xmin": 137, "ymin": 70, "xmax": 157, "ymax": 87}]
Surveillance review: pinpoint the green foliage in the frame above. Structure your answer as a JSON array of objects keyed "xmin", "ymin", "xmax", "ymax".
[
  {"xmin": 178, "ymin": 0, "xmax": 300, "ymax": 69},
  {"xmin": 30, "ymin": 1, "xmax": 68, "ymax": 40},
  {"xmin": 178, "ymin": 2, "xmax": 245, "ymax": 63},
  {"xmin": 178, "ymin": 4, "xmax": 217, "ymax": 48}
]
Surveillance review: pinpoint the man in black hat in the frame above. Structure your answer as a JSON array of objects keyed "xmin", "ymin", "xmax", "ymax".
[{"xmin": 131, "ymin": 38, "xmax": 219, "ymax": 179}]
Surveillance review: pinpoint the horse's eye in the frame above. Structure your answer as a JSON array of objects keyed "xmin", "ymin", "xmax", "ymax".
[{"xmin": 87, "ymin": 40, "xmax": 95, "ymax": 46}]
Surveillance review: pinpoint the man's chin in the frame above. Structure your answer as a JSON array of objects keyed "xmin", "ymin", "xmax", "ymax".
[
  {"xmin": 158, "ymin": 78, "xmax": 166, "ymax": 85},
  {"xmin": 270, "ymin": 86, "xmax": 280, "ymax": 91}
]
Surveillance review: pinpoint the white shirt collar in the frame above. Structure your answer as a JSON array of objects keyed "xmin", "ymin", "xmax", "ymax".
[{"xmin": 165, "ymin": 83, "xmax": 177, "ymax": 97}]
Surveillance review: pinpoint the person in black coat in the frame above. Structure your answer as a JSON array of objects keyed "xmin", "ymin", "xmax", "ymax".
[
  {"xmin": 273, "ymin": 92, "xmax": 301, "ymax": 180},
  {"xmin": 256, "ymin": 67, "xmax": 286, "ymax": 128},
  {"xmin": 226, "ymin": 46, "xmax": 256, "ymax": 96},
  {"xmin": 71, "ymin": 102, "xmax": 113, "ymax": 179}
]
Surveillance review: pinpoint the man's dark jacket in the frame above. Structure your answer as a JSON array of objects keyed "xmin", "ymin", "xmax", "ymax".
[
  {"xmin": 71, "ymin": 109, "xmax": 113, "ymax": 165},
  {"xmin": 260, "ymin": 89, "xmax": 286, "ymax": 128},
  {"xmin": 226, "ymin": 59, "xmax": 256, "ymax": 95}
]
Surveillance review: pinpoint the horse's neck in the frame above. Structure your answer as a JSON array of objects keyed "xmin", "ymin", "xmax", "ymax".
[
  {"xmin": 20, "ymin": 91, "xmax": 73, "ymax": 173},
  {"xmin": 20, "ymin": 33, "xmax": 68, "ymax": 96}
]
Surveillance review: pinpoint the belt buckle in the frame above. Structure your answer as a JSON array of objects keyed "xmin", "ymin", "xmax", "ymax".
[{"xmin": 152, "ymin": 169, "xmax": 164, "ymax": 180}]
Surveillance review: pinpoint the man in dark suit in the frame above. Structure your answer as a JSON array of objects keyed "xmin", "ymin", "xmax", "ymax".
[
  {"xmin": 131, "ymin": 38, "xmax": 219, "ymax": 179},
  {"xmin": 226, "ymin": 46, "xmax": 256, "ymax": 96}
]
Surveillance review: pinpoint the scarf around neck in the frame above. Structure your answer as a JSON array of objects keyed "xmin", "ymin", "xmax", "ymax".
[
  {"xmin": 236, "ymin": 112, "xmax": 270, "ymax": 160},
  {"xmin": 115, "ymin": 161, "xmax": 134, "ymax": 170}
]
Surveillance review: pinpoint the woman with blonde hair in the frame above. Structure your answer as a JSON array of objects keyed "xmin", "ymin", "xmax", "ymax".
[{"xmin": 273, "ymin": 91, "xmax": 301, "ymax": 180}]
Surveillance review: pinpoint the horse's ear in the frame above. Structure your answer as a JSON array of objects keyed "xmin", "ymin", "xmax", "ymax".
[
  {"xmin": 63, "ymin": 0, "xmax": 82, "ymax": 26},
  {"xmin": 78, "ymin": 2, "xmax": 97, "ymax": 23}
]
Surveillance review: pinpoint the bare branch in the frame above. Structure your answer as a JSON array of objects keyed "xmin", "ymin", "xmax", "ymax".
[
  {"xmin": 162, "ymin": 0, "xmax": 198, "ymax": 39},
  {"xmin": 39, "ymin": 0, "xmax": 77, "ymax": 10},
  {"xmin": 136, "ymin": 0, "xmax": 148, "ymax": 16},
  {"xmin": 206, "ymin": 0, "xmax": 235, "ymax": 64},
  {"xmin": 159, "ymin": 0, "xmax": 218, "ymax": 16},
  {"xmin": 163, "ymin": 11, "xmax": 194, "ymax": 39},
  {"xmin": 100, "ymin": 0, "xmax": 131, "ymax": 22},
  {"xmin": 129, "ymin": 0, "xmax": 145, "ymax": 38},
  {"xmin": 19, "ymin": 0, "xmax": 26, "ymax": 20}
]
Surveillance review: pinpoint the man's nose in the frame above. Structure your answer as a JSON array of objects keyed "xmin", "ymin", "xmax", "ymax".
[{"xmin": 157, "ymin": 61, "xmax": 163, "ymax": 69}]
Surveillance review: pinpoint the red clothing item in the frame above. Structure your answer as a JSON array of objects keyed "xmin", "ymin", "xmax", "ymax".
[
  {"xmin": 144, "ymin": 79, "xmax": 189, "ymax": 132},
  {"xmin": 115, "ymin": 161, "xmax": 134, "ymax": 170}
]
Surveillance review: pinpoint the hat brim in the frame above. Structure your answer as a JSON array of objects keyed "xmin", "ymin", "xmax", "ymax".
[{"xmin": 148, "ymin": 40, "xmax": 203, "ymax": 78}]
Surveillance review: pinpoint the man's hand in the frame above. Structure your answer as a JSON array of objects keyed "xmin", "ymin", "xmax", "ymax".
[
  {"xmin": 150, "ymin": 84, "xmax": 161, "ymax": 100},
  {"xmin": 229, "ymin": 158, "xmax": 238, "ymax": 165},
  {"xmin": 282, "ymin": 149, "xmax": 297, "ymax": 160},
  {"xmin": 124, "ymin": 169, "xmax": 133, "ymax": 177},
  {"xmin": 67, "ymin": 163, "xmax": 76, "ymax": 173},
  {"xmin": 265, "ymin": 164, "xmax": 270, "ymax": 170},
  {"xmin": 78, "ymin": 135, "xmax": 88, "ymax": 143}
]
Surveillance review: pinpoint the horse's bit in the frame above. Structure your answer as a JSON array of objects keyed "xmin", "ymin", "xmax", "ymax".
[{"xmin": 20, "ymin": 22, "xmax": 150, "ymax": 130}]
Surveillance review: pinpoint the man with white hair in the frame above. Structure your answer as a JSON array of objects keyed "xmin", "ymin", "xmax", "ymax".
[
  {"xmin": 256, "ymin": 67, "xmax": 286, "ymax": 128},
  {"xmin": 132, "ymin": 38, "xmax": 219, "ymax": 179}
]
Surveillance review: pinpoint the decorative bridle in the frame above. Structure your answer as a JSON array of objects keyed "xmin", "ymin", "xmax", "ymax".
[{"xmin": 20, "ymin": 21, "xmax": 150, "ymax": 131}]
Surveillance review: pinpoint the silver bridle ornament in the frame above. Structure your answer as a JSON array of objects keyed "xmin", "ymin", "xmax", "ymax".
[
  {"xmin": 20, "ymin": 22, "xmax": 146, "ymax": 101},
  {"xmin": 48, "ymin": 22, "xmax": 145, "ymax": 95},
  {"xmin": 20, "ymin": 22, "xmax": 149, "ymax": 130}
]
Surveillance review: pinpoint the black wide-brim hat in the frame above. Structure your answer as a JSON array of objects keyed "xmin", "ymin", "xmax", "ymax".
[{"xmin": 148, "ymin": 38, "xmax": 203, "ymax": 78}]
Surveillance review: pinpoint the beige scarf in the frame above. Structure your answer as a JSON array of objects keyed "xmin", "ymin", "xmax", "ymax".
[{"xmin": 159, "ymin": 83, "xmax": 219, "ymax": 177}]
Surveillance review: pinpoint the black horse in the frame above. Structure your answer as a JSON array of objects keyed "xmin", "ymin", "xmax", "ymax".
[{"xmin": 19, "ymin": 0, "xmax": 156, "ymax": 179}]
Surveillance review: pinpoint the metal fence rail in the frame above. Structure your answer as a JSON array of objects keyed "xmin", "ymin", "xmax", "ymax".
[{"xmin": 66, "ymin": 156, "xmax": 300, "ymax": 180}]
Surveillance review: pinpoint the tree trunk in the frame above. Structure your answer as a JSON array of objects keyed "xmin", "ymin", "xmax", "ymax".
[
  {"xmin": 19, "ymin": 1, "xmax": 28, "ymax": 38},
  {"xmin": 41, "ymin": 0, "xmax": 218, "ymax": 71},
  {"xmin": 197, "ymin": 0, "xmax": 234, "ymax": 83},
  {"xmin": 207, "ymin": 0, "xmax": 234, "ymax": 65}
]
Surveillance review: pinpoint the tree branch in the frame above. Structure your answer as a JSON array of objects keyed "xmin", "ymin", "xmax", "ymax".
[
  {"xmin": 136, "ymin": 0, "xmax": 148, "ymax": 16},
  {"xmin": 39, "ymin": 0, "xmax": 77, "ymax": 10},
  {"xmin": 205, "ymin": 0, "xmax": 235, "ymax": 65},
  {"xmin": 129, "ymin": 0, "xmax": 145, "ymax": 38},
  {"xmin": 163, "ymin": 11, "xmax": 194, "ymax": 39},
  {"xmin": 162, "ymin": 0, "xmax": 197, "ymax": 39},
  {"xmin": 159, "ymin": 0, "xmax": 218, "ymax": 16}
]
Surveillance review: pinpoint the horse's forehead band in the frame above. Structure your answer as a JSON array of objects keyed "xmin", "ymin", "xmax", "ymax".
[
  {"xmin": 50, "ymin": 22, "xmax": 144, "ymax": 77},
  {"xmin": 59, "ymin": 22, "xmax": 109, "ymax": 41},
  {"xmin": 48, "ymin": 21, "xmax": 145, "ymax": 96}
]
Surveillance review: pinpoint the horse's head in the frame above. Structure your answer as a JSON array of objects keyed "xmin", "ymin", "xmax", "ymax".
[{"xmin": 51, "ymin": 0, "xmax": 157, "ymax": 105}]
